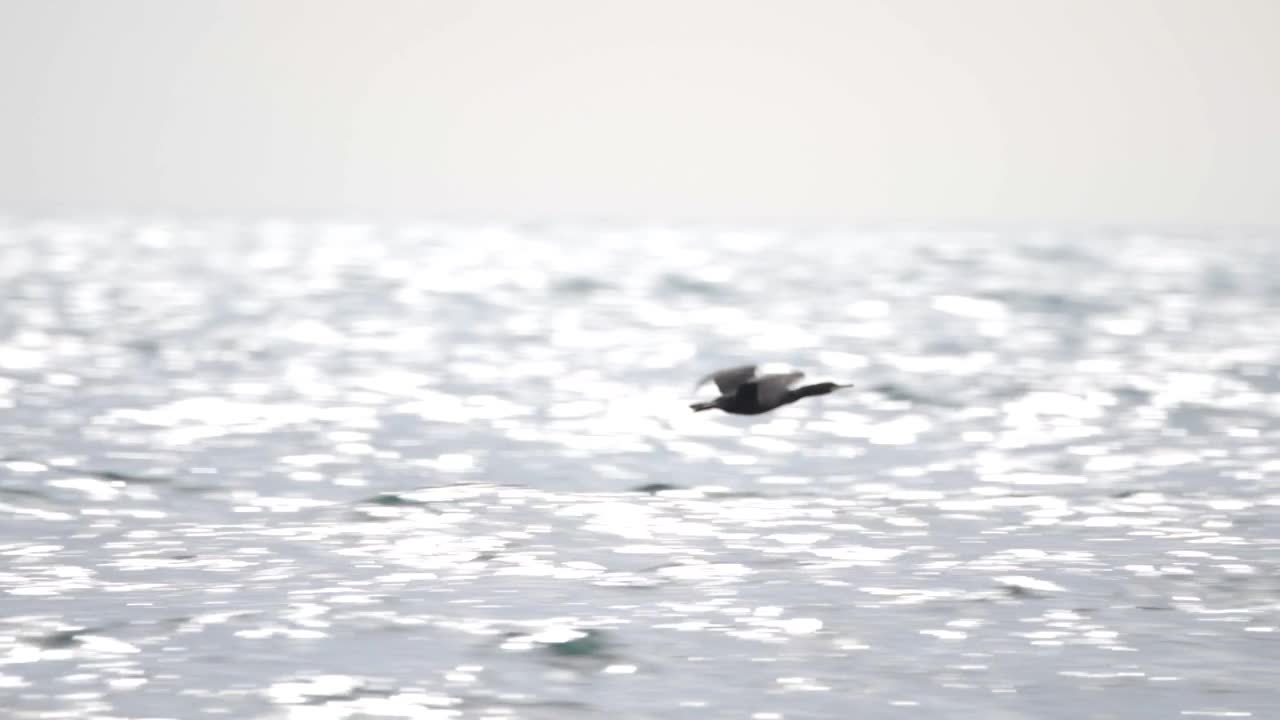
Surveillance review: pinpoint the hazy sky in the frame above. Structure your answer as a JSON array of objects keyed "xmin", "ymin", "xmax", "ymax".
[{"xmin": 2, "ymin": 0, "xmax": 1278, "ymax": 226}]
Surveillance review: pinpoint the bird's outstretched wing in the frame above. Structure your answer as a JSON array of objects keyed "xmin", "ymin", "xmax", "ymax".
[
  {"xmin": 752, "ymin": 371, "xmax": 805, "ymax": 408},
  {"xmin": 695, "ymin": 365, "xmax": 759, "ymax": 395}
]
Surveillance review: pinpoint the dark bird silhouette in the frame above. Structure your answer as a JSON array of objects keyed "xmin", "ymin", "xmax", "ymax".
[{"xmin": 689, "ymin": 364, "xmax": 851, "ymax": 415}]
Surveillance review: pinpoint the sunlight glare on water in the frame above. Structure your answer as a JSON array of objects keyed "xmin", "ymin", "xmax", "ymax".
[{"xmin": 0, "ymin": 222, "xmax": 1278, "ymax": 719}]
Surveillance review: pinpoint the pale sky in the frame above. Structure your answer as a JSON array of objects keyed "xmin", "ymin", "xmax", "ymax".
[{"xmin": 2, "ymin": 0, "xmax": 1278, "ymax": 226}]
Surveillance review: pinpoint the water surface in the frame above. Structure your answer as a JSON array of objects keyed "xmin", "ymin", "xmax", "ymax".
[{"xmin": 1, "ymin": 222, "xmax": 1278, "ymax": 719}]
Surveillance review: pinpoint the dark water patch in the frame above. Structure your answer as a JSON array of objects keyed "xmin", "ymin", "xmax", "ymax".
[
  {"xmin": 268, "ymin": 676, "xmax": 400, "ymax": 706},
  {"xmin": 656, "ymin": 272, "xmax": 731, "ymax": 298},
  {"xmin": 25, "ymin": 626, "xmax": 97, "ymax": 649},
  {"xmin": 1226, "ymin": 362, "xmax": 1280, "ymax": 392},
  {"xmin": 552, "ymin": 276, "xmax": 615, "ymax": 296},
  {"xmin": 0, "ymin": 485, "xmax": 53, "ymax": 501},
  {"xmin": 980, "ymin": 289, "xmax": 1116, "ymax": 317},
  {"xmin": 3, "ymin": 456, "xmax": 182, "ymax": 486},
  {"xmin": 868, "ymin": 382, "xmax": 961, "ymax": 407},
  {"xmin": 82, "ymin": 468, "xmax": 177, "ymax": 485},
  {"xmin": 1014, "ymin": 238, "xmax": 1106, "ymax": 266},
  {"xmin": 501, "ymin": 627, "xmax": 617, "ymax": 660},
  {"xmin": 1000, "ymin": 584, "xmax": 1045, "ymax": 600},
  {"xmin": 1109, "ymin": 489, "xmax": 1154, "ymax": 499},
  {"xmin": 542, "ymin": 630, "xmax": 613, "ymax": 659},
  {"xmin": 20, "ymin": 616, "xmax": 193, "ymax": 648},
  {"xmin": 360, "ymin": 491, "xmax": 444, "ymax": 508},
  {"xmin": 635, "ymin": 484, "xmax": 766, "ymax": 501},
  {"xmin": 1105, "ymin": 384, "xmax": 1155, "ymax": 408},
  {"xmin": 631, "ymin": 482, "xmax": 682, "ymax": 494},
  {"xmin": 122, "ymin": 338, "xmax": 162, "ymax": 356}
]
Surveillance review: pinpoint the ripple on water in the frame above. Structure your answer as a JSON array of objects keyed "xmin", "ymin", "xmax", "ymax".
[{"xmin": 0, "ymin": 224, "xmax": 1278, "ymax": 718}]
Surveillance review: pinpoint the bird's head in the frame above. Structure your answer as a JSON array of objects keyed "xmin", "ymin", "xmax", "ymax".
[{"xmin": 790, "ymin": 381, "xmax": 853, "ymax": 399}]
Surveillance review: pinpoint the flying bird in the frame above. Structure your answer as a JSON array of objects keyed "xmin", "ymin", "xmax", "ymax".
[{"xmin": 689, "ymin": 364, "xmax": 851, "ymax": 415}]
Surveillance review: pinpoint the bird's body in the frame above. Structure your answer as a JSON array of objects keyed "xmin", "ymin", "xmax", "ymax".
[{"xmin": 690, "ymin": 364, "xmax": 850, "ymax": 415}]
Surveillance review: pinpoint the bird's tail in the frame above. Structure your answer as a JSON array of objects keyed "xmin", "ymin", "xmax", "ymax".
[{"xmin": 689, "ymin": 400, "xmax": 717, "ymax": 412}]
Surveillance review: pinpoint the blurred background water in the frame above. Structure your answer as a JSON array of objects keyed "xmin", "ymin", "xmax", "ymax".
[{"xmin": 1, "ymin": 221, "xmax": 1278, "ymax": 719}]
